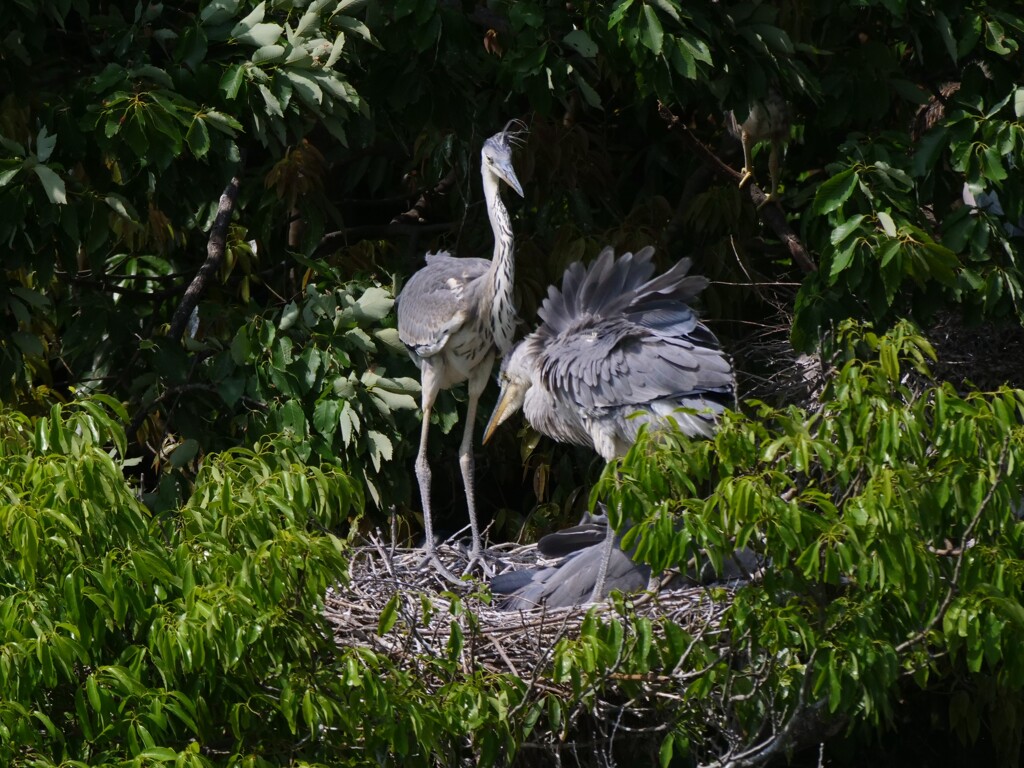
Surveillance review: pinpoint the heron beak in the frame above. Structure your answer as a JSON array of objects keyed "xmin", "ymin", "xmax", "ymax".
[
  {"xmin": 483, "ymin": 379, "xmax": 527, "ymax": 445},
  {"xmin": 497, "ymin": 162, "xmax": 524, "ymax": 198},
  {"xmin": 507, "ymin": 173, "xmax": 524, "ymax": 198}
]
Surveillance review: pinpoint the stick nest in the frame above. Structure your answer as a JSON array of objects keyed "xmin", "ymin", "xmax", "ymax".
[
  {"xmin": 325, "ymin": 537, "xmax": 731, "ymax": 673},
  {"xmin": 324, "ymin": 536, "xmax": 736, "ymax": 761}
]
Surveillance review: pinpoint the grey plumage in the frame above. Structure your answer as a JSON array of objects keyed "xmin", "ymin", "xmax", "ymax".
[
  {"xmin": 491, "ymin": 531, "xmax": 651, "ymax": 610},
  {"xmin": 397, "ymin": 121, "xmax": 525, "ymax": 570},
  {"xmin": 484, "ymin": 245, "xmax": 735, "ymax": 606}
]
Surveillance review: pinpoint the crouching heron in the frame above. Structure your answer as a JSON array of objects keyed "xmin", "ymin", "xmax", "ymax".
[
  {"xmin": 397, "ymin": 121, "xmax": 526, "ymax": 574},
  {"xmin": 483, "ymin": 245, "xmax": 736, "ymax": 605}
]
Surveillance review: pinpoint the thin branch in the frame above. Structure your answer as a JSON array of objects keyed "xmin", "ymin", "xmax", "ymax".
[
  {"xmin": 314, "ymin": 221, "xmax": 456, "ymax": 257},
  {"xmin": 390, "ymin": 168, "xmax": 459, "ymax": 226},
  {"xmin": 167, "ymin": 173, "xmax": 242, "ymax": 344},
  {"xmin": 657, "ymin": 102, "xmax": 817, "ymax": 274},
  {"xmin": 895, "ymin": 435, "xmax": 1011, "ymax": 654}
]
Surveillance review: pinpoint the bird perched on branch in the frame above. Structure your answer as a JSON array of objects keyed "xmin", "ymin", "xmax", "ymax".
[
  {"xmin": 726, "ymin": 88, "xmax": 791, "ymax": 205},
  {"xmin": 483, "ymin": 245, "xmax": 735, "ymax": 606},
  {"xmin": 397, "ymin": 121, "xmax": 526, "ymax": 575}
]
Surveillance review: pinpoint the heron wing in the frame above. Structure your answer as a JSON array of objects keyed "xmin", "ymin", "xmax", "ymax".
[
  {"xmin": 397, "ymin": 253, "xmax": 491, "ymax": 357},
  {"xmin": 543, "ymin": 318, "xmax": 733, "ymax": 411},
  {"xmin": 525, "ymin": 246, "xmax": 734, "ymax": 442},
  {"xmin": 491, "ymin": 540, "xmax": 651, "ymax": 610}
]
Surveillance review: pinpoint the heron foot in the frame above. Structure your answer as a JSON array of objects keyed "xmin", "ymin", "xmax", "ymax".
[
  {"xmin": 756, "ymin": 192, "xmax": 779, "ymax": 210},
  {"xmin": 417, "ymin": 549, "xmax": 463, "ymax": 585},
  {"xmin": 462, "ymin": 546, "xmax": 501, "ymax": 578},
  {"xmin": 737, "ymin": 168, "xmax": 755, "ymax": 189}
]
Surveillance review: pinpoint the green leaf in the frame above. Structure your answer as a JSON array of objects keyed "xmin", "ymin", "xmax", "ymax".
[
  {"xmin": 378, "ymin": 594, "xmax": 399, "ymax": 635},
  {"xmin": 286, "ymin": 70, "xmax": 324, "ymax": 108},
  {"xmin": 231, "ymin": 1, "xmax": 266, "ymax": 36},
  {"xmin": 813, "ymin": 168, "xmax": 858, "ymax": 215},
  {"xmin": 828, "ymin": 246, "xmax": 856, "ymax": 283},
  {"xmin": 912, "ymin": 126, "xmax": 948, "ymax": 176},
  {"xmin": 649, "ymin": 0, "xmax": 681, "ymax": 23},
  {"xmin": 877, "ymin": 210, "xmax": 897, "ymax": 237},
  {"xmin": 36, "ymin": 126, "xmax": 57, "ymax": 163},
  {"xmin": 200, "ymin": 0, "xmax": 241, "ymax": 25},
  {"xmin": 980, "ymin": 146, "xmax": 1008, "ymax": 181},
  {"xmin": 186, "ymin": 117, "xmax": 211, "ymax": 158},
  {"xmin": 366, "ymin": 430, "xmax": 392, "ymax": 471},
  {"xmin": 574, "ymin": 73, "xmax": 602, "ymax": 109},
  {"xmin": 830, "ymin": 214, "xmax": 866, "ymax": 246},
  {"xmin": 220, "ymin": 63, "xmax": 246, "ymax": 99},
  {"xmin": 203, "ymin": 109, "xmax": 243, "ymax": 136},
  {"xmin": 890, "ymin": 78, "xmax": 930, "ymax": 105},
  {"xmin": 934, "ymin": 10, "xmax": 957, "ymax": 62},
  {"xmin": 641, "ymin": 5, "xmax": 664, "ymax": 55},
  {"xmin": 0, "ymin": 164, "xmax": 21, "ymax": 186},
  {"xmin": 336, "ymin": 15, "xmax": 378, "ymax": 47},
  {"xmin": 259, "ymin": 83, "xmax": 284, "ymax": 117},
  {"xmin": 750, "ymin": 23, "xmax": 794, "ymax": 54},
  {"xmin": 170, "ymin": 439, "xmax": 199, "ymax": 468},
  {"xmin": 313, "ymin": 399, "xmax": 340, "ymax": 437},
  {"xmin": 236, "ymin": 23, "xmax": 283, "ymax": 48},
  {"xmin": 563, "ymin": 29, "xmax": 598, "ymax": 57},
  {"xmin": 355, "ymin": 286, "xmax": 394, "ymax": 321},
  {"xmin": 608, "ymin": 0, "xmax": 634, "ymax": 28},
  {"xmin": 1015, "ymin": 87, "xmax": 1024, "ymax": 119},
  {"xmin": 12, "ymin": 331, "xmax": 44, "ymax": 356},
  {"xmin": 659, "ymin": 733, "xmax": 675, "ymax": 768},
  {"xmin": 251, "ymin": 43, "xmax": 286, "ymax": 64},
  {"xmin": 32, "ymin": 165, "xmax": 67, "ymax": 204}
]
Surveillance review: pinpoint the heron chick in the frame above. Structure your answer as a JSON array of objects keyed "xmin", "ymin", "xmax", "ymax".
[
  {"xmin": 397, "ymin": 120, "xmax": 526, "ymax": 575},
  {"xmin": 483, "ymin": 245, "xmax": 735, "ymax": 605}
]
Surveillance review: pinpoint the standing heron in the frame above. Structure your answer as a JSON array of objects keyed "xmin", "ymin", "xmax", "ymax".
[
  {"xmin": 483, "ymin": 245, "xmax": 735, "ymax": 605},
  {"xmin": 397, "ymin": 122, "xmax": 525, "ymax": 573},
  {"xmin": 726, "ymin": 88, "xmax": 791, "ymax": 204}
]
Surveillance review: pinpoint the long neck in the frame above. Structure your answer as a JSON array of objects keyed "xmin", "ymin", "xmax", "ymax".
[{"xmin": 482, "ymin": 168, "xmax": 517, "ymax": 354}]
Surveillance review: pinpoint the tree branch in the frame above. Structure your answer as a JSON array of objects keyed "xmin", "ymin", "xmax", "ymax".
[
  {"xmin": 314, "ymin": 221, "xmax": 457, "ymax": 257},
  {"xmin": 657, "ymin": 102, "xmax": 816, "ymax": 274},
  {"xmin": 167, "ymin": 174, "xmax": 242, "ymax": 344},
  {"xmin": 895, "ymin": 435, "xmax": 1011, "ymax": 654}
]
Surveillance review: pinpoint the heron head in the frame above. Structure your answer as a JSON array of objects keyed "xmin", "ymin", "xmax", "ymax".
[
  {"xmin": 483, "ymin": 342, "xmax": 532, "ymax": 444},
  {"xmin": 482, "ymin": 120, "xmax": 526, "ymax": 198}
]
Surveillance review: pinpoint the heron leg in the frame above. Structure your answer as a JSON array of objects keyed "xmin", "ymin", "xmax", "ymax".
[
  {"xmin": 459, "ymin": 363, "xmax": 492, "ymax": 576},
  {"xmin": 414, "ymin": 369, "xmax": 459, "ymax": 583},
  {"xmin": 738, "ymin": 131, "xmax": 756, "ymax": 189},
  {"xmin": 757, "ymin": 138, "xmax": 783, "ymax": 209}
]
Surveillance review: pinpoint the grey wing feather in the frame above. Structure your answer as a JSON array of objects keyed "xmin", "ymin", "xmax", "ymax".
[
  {"xmin": 539, "ymin": 247, "xmax": 732, "ymax": 403},
  {"xmin": 491, "ymin": 539, "xmax": 651, "ymax": 609},
  {"xmin": 397, "ymin": 253, "xmax": 490, "ymax": 356}
]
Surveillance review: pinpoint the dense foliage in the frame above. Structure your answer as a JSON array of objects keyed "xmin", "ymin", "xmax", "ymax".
[
  {"xmin": 2, "ymin": 0, "xmax": 1024, "ymax": 764},
  {"xmin": 603, "ymin": 321, "xmax": 1024, "ymax": 765}
]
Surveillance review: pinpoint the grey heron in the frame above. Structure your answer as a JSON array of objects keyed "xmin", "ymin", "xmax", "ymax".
[
  {"xmin": 397, "ymin": 121, "xmax": 525, "ymax": 573},
  {"xmin": 483, "ymin": 245, "xmax": 735, "ymax": 605},
  {"xmin": 726, "ymin": 88, "xmax": 790, "ymax": 204}
]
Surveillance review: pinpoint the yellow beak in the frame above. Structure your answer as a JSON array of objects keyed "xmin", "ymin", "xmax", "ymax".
[{"xmin": 483, "ymin": 380, "xmax": 526, "ymax": 445}]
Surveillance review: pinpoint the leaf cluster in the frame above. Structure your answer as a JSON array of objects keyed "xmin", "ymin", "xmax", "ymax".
[{"xmin": 585, "ymin": 320, "xmax": 1024, "ymax": 761}]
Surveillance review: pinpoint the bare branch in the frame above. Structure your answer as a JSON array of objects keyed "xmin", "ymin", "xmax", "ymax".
[{"xmin": 167, "ymin": 174, "xmax": 242, "ymax": 344}]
